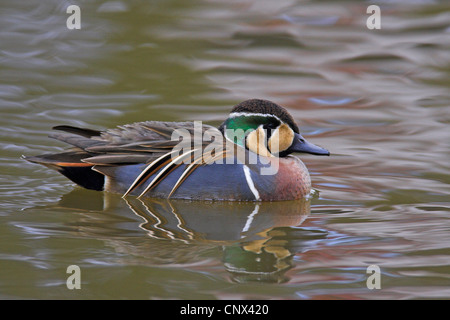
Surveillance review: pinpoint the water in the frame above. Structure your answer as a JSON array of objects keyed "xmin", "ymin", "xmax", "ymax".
[{"xmin": 1, "ymin": 0, "xmax": 449, "ymax": 299}]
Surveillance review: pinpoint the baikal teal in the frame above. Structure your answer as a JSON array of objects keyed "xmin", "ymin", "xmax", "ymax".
[{"xmin": 26, "ymin": 99, "xmax": 330, "ymax": 201}]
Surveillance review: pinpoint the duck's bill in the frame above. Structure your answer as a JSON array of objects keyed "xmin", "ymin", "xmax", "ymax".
[{"xmin": 288, "ymin": 133, "xmax": 330, "ymax": 156}]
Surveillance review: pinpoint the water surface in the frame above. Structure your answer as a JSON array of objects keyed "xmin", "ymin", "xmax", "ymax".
[{"xmin": 0, "ymin": 0, "xmax": 449, "ymax": 299}]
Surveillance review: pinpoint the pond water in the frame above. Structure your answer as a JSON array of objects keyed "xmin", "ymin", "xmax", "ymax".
[{"xmin": 0, "ymin": 0, "xmax": 449, "ymax": 299}]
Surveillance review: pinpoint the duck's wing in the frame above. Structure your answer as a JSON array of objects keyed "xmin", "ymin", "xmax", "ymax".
[
  {"xmin": 43, "ymin": 121, "xmax": 217, "ymax": 163},
  {"xmin": 26, "ymin": 121, "xmax": 227, "ymax": 196},
  {"xmin": 87, "ymin": 121, "xmax": 227, "ymax": 198}
]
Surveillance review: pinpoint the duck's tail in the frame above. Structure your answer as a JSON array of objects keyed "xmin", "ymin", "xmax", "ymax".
[
  {"xmin": 24, "ymin": 151, "xmax": 105, "ymax": 191},
  {"xmin": 24, "ymin": 125, "xmax": 106, "ymax": 191}
]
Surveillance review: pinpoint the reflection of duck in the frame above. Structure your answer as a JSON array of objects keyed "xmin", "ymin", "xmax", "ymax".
[
  {"xmin": 121, "ymin": 196, "xmax": 310, "ymax": 243},
  {"xmin": 224, "ymin": 229, "xmax": 295, "ymax": 283},
  {"xmin": 123, "ymin": 196, "xmax": 312, "ymax": 283},
  {"xmin": 26, "ymin": 99, "xmax": 329, "ymax": 201},
  {"xmin": 55, "ymin": 189, "xmax": 318, "ymax": 283}
]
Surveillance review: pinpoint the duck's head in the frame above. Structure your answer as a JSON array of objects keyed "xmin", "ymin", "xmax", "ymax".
[{"xmin": 219, "ymin": 99, "xmax": 330, "ymax": 157}]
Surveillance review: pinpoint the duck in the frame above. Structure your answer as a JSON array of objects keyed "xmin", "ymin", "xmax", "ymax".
[{"xmin": 25, "ymin": 99, "xmax": 329, "ymax": 201}]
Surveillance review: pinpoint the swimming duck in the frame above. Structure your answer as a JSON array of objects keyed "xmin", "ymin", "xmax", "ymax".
[{"xmin": 26, "ymin": 99, "xmax": 329, "ymax": 201}]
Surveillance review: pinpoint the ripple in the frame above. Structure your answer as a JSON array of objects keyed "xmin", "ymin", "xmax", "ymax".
[
  {"xmin": 278, "ymin": 14, "xmax": 340, "ymax": 26},
  {"xmin": 307, "ymin": 96, "xmax": 357, "ymax": 106}
]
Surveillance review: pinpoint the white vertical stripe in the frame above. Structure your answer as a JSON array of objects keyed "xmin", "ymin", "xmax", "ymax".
[{"xmin": 243, "ymin": 165, "xmax": 260, "ymax": 201}]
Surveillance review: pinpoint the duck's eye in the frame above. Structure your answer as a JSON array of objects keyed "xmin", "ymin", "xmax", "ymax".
[{"xmin": 262, "ymin": 123, "xmax": 279, "ymax": 136}]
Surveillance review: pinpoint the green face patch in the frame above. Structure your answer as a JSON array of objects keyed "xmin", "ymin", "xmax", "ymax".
[{"xmin": 223, "ymin": 115, "xmax": 281, "ymax": 146}]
